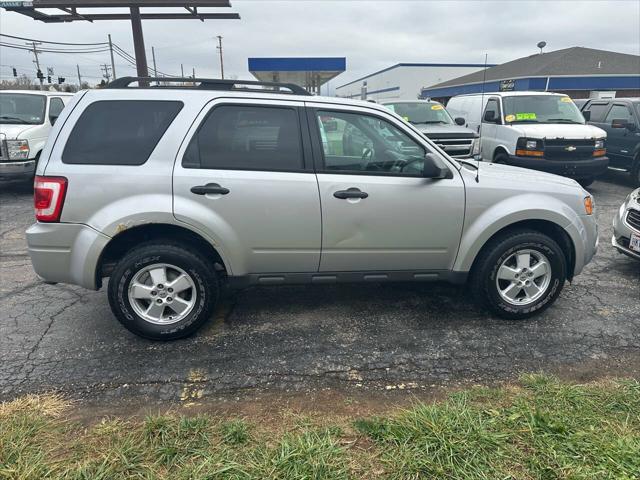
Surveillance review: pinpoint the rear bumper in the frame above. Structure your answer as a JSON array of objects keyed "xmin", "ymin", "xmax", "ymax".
[
  {"xmin": 0, "ymin": 160, "xmax": 36, "ymax": 180},
  {"xmin": 26, "ymin": 222, "xmax": 110, "ymax": 290},
  {"xmin": 506, "ymin": 155, "xmax": 609, "ymax": 179}
]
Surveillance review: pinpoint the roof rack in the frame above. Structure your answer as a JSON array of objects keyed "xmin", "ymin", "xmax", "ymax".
[{"xmin": 105, "ymin": 77, "xmax": 312, "ymax": 96}]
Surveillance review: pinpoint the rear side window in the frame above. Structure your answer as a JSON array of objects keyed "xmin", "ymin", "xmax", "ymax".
[
  {"xmin": 63, "ymin": 100, "xmax": 183, "ymax": 165},
  {"xmin": 604, "ymin": 104, "xmax": 634, "ymax": 123},
  {"xmin": 584, "ymin": 102, "xmax": 609, "ymax": 122},
  {"xmin": 182, "ymin": 105, "xmax": 303, "ymax": 171}
]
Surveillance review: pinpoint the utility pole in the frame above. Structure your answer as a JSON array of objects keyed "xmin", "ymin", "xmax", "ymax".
[
  {"xmin": 216, "ymin": 35, "xmax": 224, "ymax": 79},
  {"xmin": 76, "ymin": 64, "xmax": 82, "ymax": 88},
  {"xmin": 107, "ymin": 34, "xmax": 117, "ymax": 80},
  {"xmin": 181, "ymin": 63, "xmax": 184, "ymax": 77},
  {"xmin": 100, "ymin": 63, "xmax": 112, "ymax": 83},
  {"xmin": 26, "ymin": 41, "xmax": 43, "ymax": 87},
  {"xmin": 151, "ymin": 46, "xmax": 159, "ymax": 85},
  {"xmin": 129, "ymin": 6, "xmax": 149, "ymax": 79}
]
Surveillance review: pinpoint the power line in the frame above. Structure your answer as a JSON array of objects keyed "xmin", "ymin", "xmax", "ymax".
[
  {"xmin": 0, "ymin": 42, "xmax": 111, "ymax": 54},
  {"xmin": 0, "ymin": 33, "xmax": 108, "ymax": 46}
]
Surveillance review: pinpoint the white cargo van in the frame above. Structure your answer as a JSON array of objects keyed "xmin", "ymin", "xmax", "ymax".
[
  {"xmin": 0, "ymin": 90, "xmax": 74, "ymax": 181},
  {"xmin": 446, "ymin": 92, "xmax": 608, "ymax": 186}
]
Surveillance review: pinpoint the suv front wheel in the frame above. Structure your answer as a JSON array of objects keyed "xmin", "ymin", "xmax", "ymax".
[
  {"xmin": 471, "ymin": 230, "xmax": 567, "ymax": 319},
  {"xmin": 108, "ymin": 243, "xmax": 218, "ymax": 340}
]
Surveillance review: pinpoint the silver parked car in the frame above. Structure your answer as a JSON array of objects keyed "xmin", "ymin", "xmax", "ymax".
[
  {"xmin": 27, "ymin": 77, "xmax": 598, "ymax": 340},
  {"xmin": 613, "ymin": 187, "xmax": 640, "ymax": 260}
]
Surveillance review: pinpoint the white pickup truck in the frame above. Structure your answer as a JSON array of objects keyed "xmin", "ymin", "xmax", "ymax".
[{"xmin": 0, "ymin": 90, "xmax": 73, "ymax": 181}]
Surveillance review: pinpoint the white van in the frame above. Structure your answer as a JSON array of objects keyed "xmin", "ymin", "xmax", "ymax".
[
  {"xmin": 0, "ymin": 90, "xmax": 74, "ymax": 181},
  {"xmin": 446, "ymin": 91, "xmax": 609, "ymax": 186}
]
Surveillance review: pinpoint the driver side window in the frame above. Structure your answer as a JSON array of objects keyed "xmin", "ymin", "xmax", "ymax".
[{"xmin": 316, "ymin": 110, "xmax": 425, "ymax": 175}]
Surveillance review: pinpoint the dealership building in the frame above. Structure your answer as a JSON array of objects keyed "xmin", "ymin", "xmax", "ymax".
[
  {"xmin": 421, "ymin": 47, "xmax": 640, "ymax": 102},
  {"xmin": 334, "ymin": 62, "xmax": 496, "ymax": 101}
]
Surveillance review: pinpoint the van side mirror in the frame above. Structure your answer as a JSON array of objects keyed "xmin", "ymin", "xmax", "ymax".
[
  {"xmin": 582, "ymin": 110, "xmax": 591, "ymax": 121},
  {"xmin": 422, "ymin": 153, "xmax": 451, "ymax": 179},
  {"xmin": 454, "ymin": 117, "xmax": 466, "ymax": 126},
  {"xmin": 483, "ymin": 110, "xmax": 497, "ymax": 123}
]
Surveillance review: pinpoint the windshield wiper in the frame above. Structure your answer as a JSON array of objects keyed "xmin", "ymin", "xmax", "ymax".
[
  {"xmin": 546, "ymin": 119, "xmax": 583, "ymax": 124},
  {"xmin": 0, "ymin": 116, "xmax": 29, "ymax": 124},
  {"xmin": 409, "ymin": 120, "xmax": 448, "ymax": 125}
]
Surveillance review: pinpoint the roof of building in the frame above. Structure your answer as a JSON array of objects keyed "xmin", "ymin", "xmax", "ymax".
[
  {"xmin": 248, "ymin": 57, "xmax": 346, "ymax": 72},
  {"xmin": 428, "ymin": 47, "xmax": 640, "ymax": 90},
  {"xmin": 336, "ymin": 62, "xmax": 497, "ymax": 90}
]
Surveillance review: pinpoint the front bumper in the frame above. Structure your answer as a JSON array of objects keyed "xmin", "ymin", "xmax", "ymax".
[
  {"xmin": 506, "ymin": 155, "xmax": 609, "ymax": 179},
  {"xmin": 612, "ymin": 202, "xmax": 640, "ymax": 261},
  {"xmin": 26, "ymin": 222, "xmax": 111, "ymax": 290},
  {"xmin": 0, "ymin": 159, "xmax": 36, "ymax": 179},
  {"xmin": 612, "ymin": 235, "xmax": 640, "ymax": 260}
]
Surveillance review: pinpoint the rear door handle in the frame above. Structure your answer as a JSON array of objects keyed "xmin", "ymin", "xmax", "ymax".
[
  {"xmin": 333, "ymin": 187, "xmax": 368, "ymax": 199},
  {"xmin": 190, "ymin": 183, "xmax": 230, "ymax": 195}
]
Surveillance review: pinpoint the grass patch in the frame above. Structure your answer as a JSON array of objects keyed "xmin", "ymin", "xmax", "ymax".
[{"xmin": 1, "ymin": 375, "xmax": 639, "ymax": 479}]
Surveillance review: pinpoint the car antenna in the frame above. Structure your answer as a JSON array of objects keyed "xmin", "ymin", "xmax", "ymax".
[{"xmin": 475, "ymin": 52, "xmax": 488, "ymax": 183}]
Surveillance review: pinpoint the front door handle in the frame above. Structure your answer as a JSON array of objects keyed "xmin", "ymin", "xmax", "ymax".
[
  {"xmin": 333, "ymin": 187, "xmax": 368, "ymax": 199},
  {"xmin": 190, "ymin": 183, "xmax": 230, "ymax": 195}
]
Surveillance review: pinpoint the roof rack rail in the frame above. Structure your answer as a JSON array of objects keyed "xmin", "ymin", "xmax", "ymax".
[{"xmin": 105, "ymin": 77, "xmax": 312, "ymax": 96}]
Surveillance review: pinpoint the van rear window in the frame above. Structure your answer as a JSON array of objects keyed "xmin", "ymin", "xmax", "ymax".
[{"xmin": 62, "ymin": 100, "xmax": 183, "ymax": 165}]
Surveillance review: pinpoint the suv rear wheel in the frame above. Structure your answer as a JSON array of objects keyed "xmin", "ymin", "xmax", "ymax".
[
  {"xmin": 108, "ymin": 243, "xmax": 218, "ymax": 340},
  {"xmin": 471, "ymin": 230, "xmax": 567, "ymax": 319}
]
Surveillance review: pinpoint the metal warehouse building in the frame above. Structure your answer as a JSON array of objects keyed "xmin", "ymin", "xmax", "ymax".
[
  {"xmin": 334, "ymin": 62, "xmax": 495, "ymax": 101},
  {"xmin": 421, "ymin": 47, "xmax": 640, "ymax": 102}
]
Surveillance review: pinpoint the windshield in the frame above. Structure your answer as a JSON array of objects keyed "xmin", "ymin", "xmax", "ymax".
[
  {"xmin": 0, "ymin": 93, "xmax": 46, "ymax": 125},
  {"xmin": 385, "ymin": 102, "xmax": 454, "ymax": 125},
  {"xmin": 502, "ymin": 95, "xmax": 584, "ymax": 124}
]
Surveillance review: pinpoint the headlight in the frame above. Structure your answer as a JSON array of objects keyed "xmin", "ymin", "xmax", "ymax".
[
  {"xmin": 594, "ymin": 139, "xmax": 604, "ymax": 149},
  {"xmin": 515, "ymin": 138, "xmax": 544, "ymax": 157},
  {"xmin": 5, "ymin": 140, "xmax": 30, "ymax": 160},
  {"xmin": 472, "ymin": 137, "xmax": 480, "ymax": 155}
]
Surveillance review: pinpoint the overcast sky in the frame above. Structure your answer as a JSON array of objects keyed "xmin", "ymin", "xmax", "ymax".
[{"xmin": 1, "ymin": 0, "xmax": 638, "ymax": 91}]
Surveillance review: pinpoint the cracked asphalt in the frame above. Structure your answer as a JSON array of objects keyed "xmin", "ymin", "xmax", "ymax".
[{"xmin": 1, "ymin": 173, "xmax": 639, "ymax": 406}]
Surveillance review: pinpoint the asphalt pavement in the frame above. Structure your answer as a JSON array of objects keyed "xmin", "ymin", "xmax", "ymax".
[{"xmin": 1, "ymin": 173, "xmax": 639, "ymax": 406}]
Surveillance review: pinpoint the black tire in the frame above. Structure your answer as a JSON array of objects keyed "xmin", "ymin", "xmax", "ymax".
[
  {"xmin": 470, "ymin": 230, "xmax": 567, "ymax": 319},
  {"xmin": 494, "ymin": 152, "xmax": 509, "ymax": 164},
  {"xmin": 631, "ymin": 156, "xmax": 640, "ymax": 187},
  {"xmin": 108, "ymin": 242, "xmax": 218, "ymax": 340},
  {"xmin": 578, "ymin": 177, "xmax": 595, "ymax": 188}
]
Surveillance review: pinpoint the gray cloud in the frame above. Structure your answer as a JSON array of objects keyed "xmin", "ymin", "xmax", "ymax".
[{"xmin": 1, "ymin": 0, "xmax": 638, "ymax": 87}]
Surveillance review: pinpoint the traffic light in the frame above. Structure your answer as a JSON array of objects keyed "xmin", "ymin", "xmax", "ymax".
[
  {"xmin": 57, "ymin": 77, "xmax": 65, "ymax": 84},
  {"xmin": 12, "ymin": 67, "xmax": 17, "ymax": 77},
  {"xmin": 47, "ymin": 75, "xmax": 52, "ymax": 84},
  {"xmin": 37, "ymin": 69, "xmax": 44, "ymax": 80}
]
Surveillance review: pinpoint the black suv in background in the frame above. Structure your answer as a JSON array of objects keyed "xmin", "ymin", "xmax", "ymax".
[{"xmin": 581, "ymin": 98, "xmax": 640, "ymax": 186}]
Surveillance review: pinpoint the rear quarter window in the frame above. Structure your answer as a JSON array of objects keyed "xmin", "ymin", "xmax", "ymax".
[{"xmin": 62, "ymin": 100, "xmax": 183, "ymax": 165}]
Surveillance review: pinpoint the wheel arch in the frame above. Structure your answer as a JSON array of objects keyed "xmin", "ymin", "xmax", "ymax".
[
  {"xmin": 493, "ymin": 146, "xmax": 510, "ymax": 161},
  {"xmin": 468, "ymin": 219, "xmax": 576, "ymax": 281},
  {"xmin": 96, "ymin": 223, "xmax": 229, "ymax": 289}
]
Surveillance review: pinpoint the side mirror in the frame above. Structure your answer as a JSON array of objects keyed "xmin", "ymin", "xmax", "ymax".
[
  {"xmin": 611, "ymin": 119, "xmax": 627, "ymax": 129},
  {"xmin": 454, "ymin": 117, "xmax": 466, "ymax": 126},
  {"xmin": 422, "ymin": 153, "xmax": 451, "ymax": 179},
  {"xmin": 483, "ymin": 110, "xmax": 497, "ymax": 123},
  {"xmin": 49, "ymin": 115, "xmax": 58, "ymax": 125},
  {"xmin": 582, "ymin": 110, "xmax": 591, "ymax": 121}
]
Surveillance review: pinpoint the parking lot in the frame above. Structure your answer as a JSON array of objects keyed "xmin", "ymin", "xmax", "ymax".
[{"xmin": 1, "ymin": 173, "xmax": 639, "ymax": 406}]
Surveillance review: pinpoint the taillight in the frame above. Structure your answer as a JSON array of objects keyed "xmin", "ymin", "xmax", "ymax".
[{"xmin": 34, "ymin": 176, "xmax": 67, "ymax": 222}]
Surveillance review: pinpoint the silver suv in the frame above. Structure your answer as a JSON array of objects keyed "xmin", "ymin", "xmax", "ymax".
[{"xmin": 27, "ymin": 77, "xmax": 598, "ymax": 340}]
